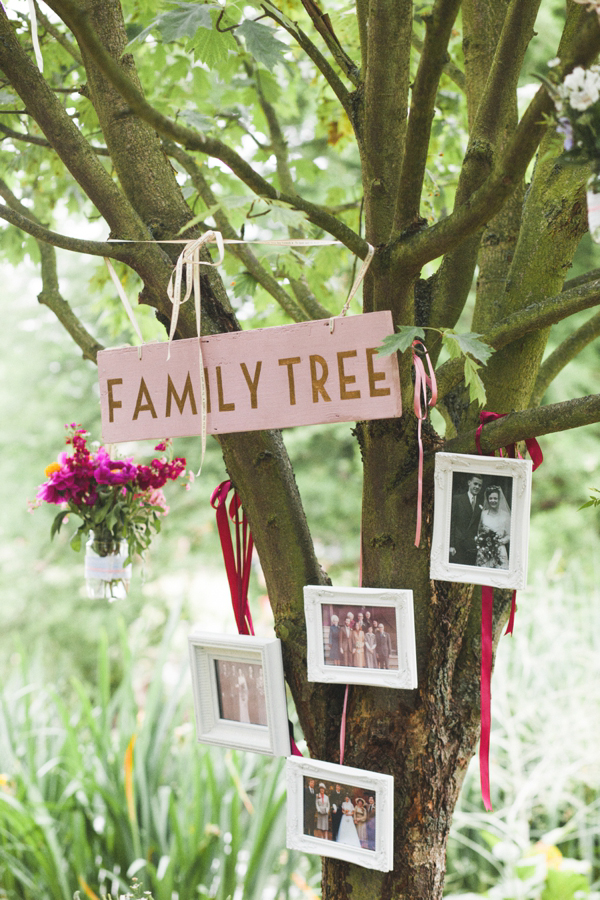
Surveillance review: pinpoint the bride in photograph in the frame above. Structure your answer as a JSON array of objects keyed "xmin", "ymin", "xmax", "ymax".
[
  {"xmin": 476, "ymin": 485, "xmax": 511, "ymax": 569},
  {"xmin": 237, "ymin": 667, "xmax": 250, "ymax": 723},
  {"xmin": 335, "ymin": 795, "xmax": 362, "ymax": 848}
]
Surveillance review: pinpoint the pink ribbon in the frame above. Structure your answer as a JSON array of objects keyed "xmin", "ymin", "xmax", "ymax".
[
  {"xmin": 480, "ymin": 585, "xmax": 494, "ymax": 811},
  {"xmin": 210, "ymin": 480, "xmax": 255, "ymax": 636},
  {"xmin": 413, "ymin": 341, "xmax": 438, "ymax": 547},
  {"xmin": 339, "ymin": 683, "xmax": 350, "ymax": 765}
]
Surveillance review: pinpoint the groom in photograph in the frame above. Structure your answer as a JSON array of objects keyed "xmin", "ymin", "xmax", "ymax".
[{"xmin": 449, "ymin": 473, "xmax": 483, "ymax": 565}]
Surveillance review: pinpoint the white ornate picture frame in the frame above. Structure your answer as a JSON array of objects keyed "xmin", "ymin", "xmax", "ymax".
[
  {"xmin": 188, "ymin": 631, "xmax": 291, "ymax": 757},
  {"xmin": 304, "ymin": 585, "xmax": 418, "ymax": 689},
  {"xmin": 286, "ymin": 757, "xmax": 394, "ymax": 872},
  {"xmin": 430, "ymin": 452, "xmax": 533, "ymax": 590}
]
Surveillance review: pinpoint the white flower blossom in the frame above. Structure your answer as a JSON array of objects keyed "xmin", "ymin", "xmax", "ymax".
[
  {"xmin": 561, "ymin": 66, "xmax": 600, "ymax": 111},
  {"xmin": 547, "ymin": 57, "xmax": 561, "ymax": 68}
]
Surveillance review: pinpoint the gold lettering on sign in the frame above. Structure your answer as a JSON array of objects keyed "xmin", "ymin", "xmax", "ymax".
[
  {"xmin": 240, "ymin": 361, "xmax": 262, "ymax": 409},
  {"xmin": 310, "ymin": 355, "xmax": 331, "ymax": 403},
  {"xmin": 133, "ymin": 377, "xmax": 158, "ymax": 420},
  {"xmin": 366, "ymin": 348, "xmax": 391, "ymax": 397},
  {"xmin": 216, "ymin": 365, "xmax": 235, "ymax": 412},
  {"xmin": 337, "ymin": 350, "xmax": 361, "ymax": 400},
  {"xmin": 204, "ymin": 367, "xmax": 211, "ymax": 414},
  {"xmin": 107, "ymin": 378, "xmax": 123, "ymax": 423},
  {"xmin": 278, "ymin": 357, "xmax": 301, "ymax": 405},
  {"xmin": 166, "ymin": 373, "xmax": 197, "ymax": 417}
]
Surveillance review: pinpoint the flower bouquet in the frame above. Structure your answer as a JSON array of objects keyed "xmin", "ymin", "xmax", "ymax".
[
  {"xmin": 544, "ymin": 61, "xmax": 600, "ymax": 240},
  {"xmin": 474, "ymin": 527, "xmax": 504, "ymax": 569},
  {"xmin": 33, "ymin": 425, "xmax": 187, "ymax": 600}
]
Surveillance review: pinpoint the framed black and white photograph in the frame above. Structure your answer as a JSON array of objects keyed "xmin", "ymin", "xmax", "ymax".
[
  {"xmin": 188, "ymin": 631, "xmax": 291, "ymax": 756},
  {"xmin": 430, "ymin": 452, "xmax": 533, "ymax": 589},
  {"xmin": 286, "ymin": 757, "xmax": 394, "ymax": 872},
  {"xmin": 304, "ymin": 585, "xmax": 418, "ymax": 689}
]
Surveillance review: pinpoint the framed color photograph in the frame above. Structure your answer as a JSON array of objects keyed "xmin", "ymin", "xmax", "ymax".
[
  {"xmin": 188, "ymin": 632, "xmax": 291, "ymax": 757},
  {"xmin": 430, "ymin": 452, "xmax": 533, "ymax": 589},
  {"xmin": 286, "ymin": 757, "xmax": 394, "ymax": 872},
  {"xmin": 304, "ymin": 585, "xmax": 418, "ymax": 689}
]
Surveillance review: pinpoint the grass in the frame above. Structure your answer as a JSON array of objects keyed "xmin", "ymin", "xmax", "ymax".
[{"xmin": 0, "ymin": 603, "xmax": 318, "ymax": 900}]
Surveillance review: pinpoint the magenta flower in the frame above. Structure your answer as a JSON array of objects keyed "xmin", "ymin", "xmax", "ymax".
[{"xmin": 33, "ymin": 425, "xmax": 187, "ymax": 558}]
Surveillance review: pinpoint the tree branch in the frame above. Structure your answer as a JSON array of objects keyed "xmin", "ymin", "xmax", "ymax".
[
  {"xmin": 410, "ymin": 31, "xmax": 465, "ymax": 92},
  {"xmin": 0, "ymin": 122, "xmax": 109, "ymax": 154},
  {"xmin": 44, "ymin": 0, "xmax": 366, "ymax": 256},
  {"xmin": 298, "ymin": 0, "xmax": 360, "ymax": 86},
  {"xmin": 392, "ymin": 11, "xmax": 600, "ymax": 270},
  {"xmin": 531, "ymin": 310, "xmax": 600, "ymax": 406},
  {"xmin": 165, "ymin": 141, "xmax": 314, "ymax": 322},
  {"xmin": 0, "ymin": 201, "xmax": 139, "ymax": 259},
  {"xmin": 395, "ymin": 0, "xmax": 462, "ymax": 231},
  {"xmin": 434, "ymin": 277, "xmax": 600, "ymax": 400},
  {"xmin": 35, "ymin": 1, "xmax": 83, "ymax": 64},
  {"xmin": 0, "ymin": 180, "xmax": 103, "ymax": 362},
  {"xmin": 262, "ymin": 2, "xmax": 354, "ymax": 114},
  {"xmin": 444, "ymin": 393, "xmax": 600, "ymax": 455}
]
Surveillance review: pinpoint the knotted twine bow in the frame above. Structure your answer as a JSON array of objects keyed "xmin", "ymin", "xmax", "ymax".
[
  {"xmin": 210, "ymin": 479, "xmax": 303, "ymax": 755},
  {"xmin": 413, "ymin": 341, "xmax": 438, "ymax": 547},
  {"xmin": 475, "ymin": 410, "xmax": 543, "ymax": 810}
]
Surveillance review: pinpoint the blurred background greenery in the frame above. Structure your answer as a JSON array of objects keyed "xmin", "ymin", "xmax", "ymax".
[
  {"xmin": 0, "ymin": 0, "xmax": 599, "ymax": 896},
  {"xmin": 0, "ymin": 231, "xmax": 598, "ymax": 899}
]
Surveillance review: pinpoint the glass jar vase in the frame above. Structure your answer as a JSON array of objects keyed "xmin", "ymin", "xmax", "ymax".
[{"xmin": 84, "ymin": 532, "xmax": 132, "ymax": 601}]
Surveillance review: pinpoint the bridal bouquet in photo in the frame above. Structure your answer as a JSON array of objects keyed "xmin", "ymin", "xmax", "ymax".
[
  {"xmin": 33, "ymin": 425, "xmax": 188, "ymax": 599},
  {"xmin": 544, "ymin": 61, "xmax": 600, "ymax": 240},
  {"xmin": 474, "ymin": 527, "xmax": 505, "ymax": 569}
]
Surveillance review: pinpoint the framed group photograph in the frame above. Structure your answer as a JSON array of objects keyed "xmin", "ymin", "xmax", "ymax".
[
  {"xmin": 429, "ymin": 452, "xmax": 533, "ymax": 590},
  {"xmin": 188, "ymin": 631, "xmax": 291, "ymax": 757},
  {"xmin": 304, "ymin": 585, "xmax": 418, "ymax": 689},
  {"xmin": 286, "ymin": 757, "xmax": 394, "ymax": 872}
]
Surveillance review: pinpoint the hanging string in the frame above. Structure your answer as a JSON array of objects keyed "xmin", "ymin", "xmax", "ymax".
[
  {"xmin": 412, "ymin": 340, "xmax": 438, "ymax": 547},
  {"xmin": 475, "ymin": 410, "xmax": 543, "ymax": 810},
  {"xmin": 107, "ymin": 232, "xmax": 374, "ymax": 471},
  {"xmin": 27, "ymin": 0, "xmax": 44, "ymax": 72}
]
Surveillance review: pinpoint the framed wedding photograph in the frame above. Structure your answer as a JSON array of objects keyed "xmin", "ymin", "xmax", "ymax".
[
  {"xmin": 430, "ymin": 452, "xmax": 533, "ymax": 590},
  {"xmin": 188, "ymin": 631, "xmax": 291, "ymax": 757},
  {"xmin": 304, "ymin": 585, "xmax": 418, "ymax": 689},
  {"xmin": 286, "ymin": 757, "xmax": 394, "ymax": 872}
]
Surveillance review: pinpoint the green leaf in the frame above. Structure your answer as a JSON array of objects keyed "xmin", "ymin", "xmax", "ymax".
[
  {"xmin": 50, "ymin": 509, "xmax": 69, "ymax": 540},
  {"xmin": 192, "ymin": 25, "xmax": 236, "ymax": 70},
  {"xmin": 236, "ymin": 20, "xmax": 287, "ymax": 71},
  {"xmin": 70, "ymin": 532, "xmax": 82, "ymax": 552},
  {"xmin": 232, "ymin": 272, "xmax": 259, "ymax": 299},
  {"xmin": 463, "ymin": 356, "xmax": 487, "ymax": 406},
  {"xmin": 158, "ymin": 3, "xmax": 215, "ymax": 42},
  {"xmin": 442, "ymin": 330, "xmax": 494, "ymax": 363},
  {"xmin": 377, "ymin": 327, "xmax": 425, "ymax": 356}
]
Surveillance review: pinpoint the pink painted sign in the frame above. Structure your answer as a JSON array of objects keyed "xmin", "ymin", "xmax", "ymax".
[{"xmin": 97, "ymin": 311, "xmax": 402, "ymax": 442}]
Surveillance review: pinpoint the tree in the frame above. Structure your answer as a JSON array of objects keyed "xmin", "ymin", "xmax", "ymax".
[{"xmin": 1, "ymin": 0, "xmax": 600, "ymax": 897}]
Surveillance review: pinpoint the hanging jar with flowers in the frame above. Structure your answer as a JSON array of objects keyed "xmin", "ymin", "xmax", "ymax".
[
  {"xmin": 543, "ymin": 59, "xmax": 600, "ymax": 241},
  {"xmin": 33, "ymin": 425, "xmax": 188, "ymax": 601}
]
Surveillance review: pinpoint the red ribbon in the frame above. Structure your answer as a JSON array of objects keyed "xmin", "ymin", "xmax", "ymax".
[
  {"xmin": 210, "ymin": 480, "xmax": 255, "ymax": 636},
  {"xmin": 480, "ymin": 586, "xmax": 494, "ymax": 811},
  {"xmin": 413, "ymin": 341, "xmax": 438, "ymax": 547},
  {"xmin": 475, "ymin": 410, "xmax": 543, "ymax": 472},
  {"xmin": 476, "ymin": 411, "xmax": 543, "ymax": 809},
  {"xmin": 210, "ymin": 480, "xmax": 303, "ymax": 756}
]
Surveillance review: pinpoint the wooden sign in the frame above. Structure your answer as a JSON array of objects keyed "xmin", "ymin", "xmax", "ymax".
[{"xmin": 97, "ymin": 311, "xmax": 402, "ymax": 442}]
